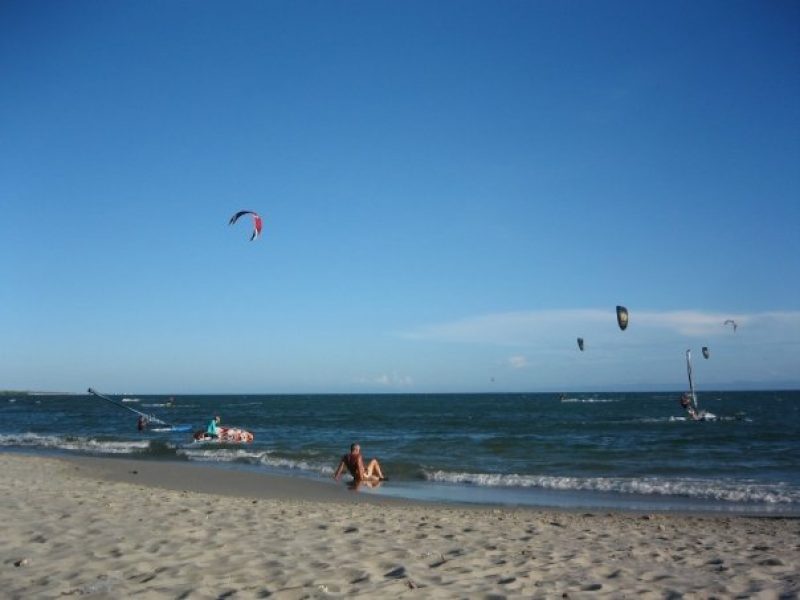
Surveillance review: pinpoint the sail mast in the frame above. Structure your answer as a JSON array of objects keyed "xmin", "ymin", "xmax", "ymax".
[{"xmin": 87, "ymin": 388, "xmax": 169, "ymax": 426}]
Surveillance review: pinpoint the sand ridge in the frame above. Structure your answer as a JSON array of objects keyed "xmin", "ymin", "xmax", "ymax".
[{"xmin": 1, "ymin": 454, "xmax": 798, "ymax": 599}]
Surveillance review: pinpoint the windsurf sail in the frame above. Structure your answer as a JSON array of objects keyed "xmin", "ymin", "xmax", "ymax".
[
  {"xmin": 87, "ymin": 387, "xmax": 171, "ymax": 427},
  {"xmin": 685, "ymin": 350, "xmax": 698, "ymax": 413}
]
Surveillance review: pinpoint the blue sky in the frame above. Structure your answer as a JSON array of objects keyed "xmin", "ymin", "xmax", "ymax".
[{"xmin": 2, "ymin": 1, "xmax": 798, "ymax": 393}]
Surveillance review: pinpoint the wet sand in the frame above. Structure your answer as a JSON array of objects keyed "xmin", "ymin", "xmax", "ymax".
[{"xmin": 1, "ymin": 453, "xmax": 798, "ymax": 598}]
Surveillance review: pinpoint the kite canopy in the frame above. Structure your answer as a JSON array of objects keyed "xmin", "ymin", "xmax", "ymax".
[
  {"xmin": 229, "ymin": 210, "xmax": 263, "ymax": 241},
  {"xmin": 702, "ymin": 346, "xmax": 710, "ymax": 359},
  {"xmin": 723, "ymin": 319, "xmax": 738, "ymax": 333},
  {"xmin": 577, "ymin": 337, "xmax": 585, "ymax": 351},
  {"xmin": 616, "ymin": 306, "xmax": 629, "ymax": 331}
]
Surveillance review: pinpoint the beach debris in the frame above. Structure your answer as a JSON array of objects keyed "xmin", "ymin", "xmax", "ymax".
[
  {"xmin": 616, "ymin": 306, "xmax": 629, "ymax": 331},
  {"xmin": 577, "ymin": 337, "xmax": 585, "ymax": 351},
  {"xmin": 229, "ymin": 210, "xmax": 263, "ymax": 241},
  {"xmin": 702, "ymin": 346, "xmax": 710, "ymax": 359},
  {"xmin": 13, "ymin": 558, "xmax": 28, "ymax": 567},
  {"xmin": 407, "ymin": 579, "xmax": 418, "ymax": 589},
  {"xmin": 385, "ymin": 566, "xmax": 407, "ymax": 579},
  {"xmin": 723, "ymin": 319, "xmax": 738, "ymax": 333}
]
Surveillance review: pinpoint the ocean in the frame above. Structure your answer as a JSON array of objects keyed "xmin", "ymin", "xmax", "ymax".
[{"xmin": 2, "ymin": 391, "xmax": 799, "ymax": 515}]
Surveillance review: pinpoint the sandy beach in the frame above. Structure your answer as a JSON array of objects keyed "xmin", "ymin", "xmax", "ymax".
[{"xmin": 1, "ymin": 453, "xmax": 797, "ymax": 599}]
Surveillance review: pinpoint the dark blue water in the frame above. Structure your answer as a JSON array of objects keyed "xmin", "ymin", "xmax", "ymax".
[{"xmin": 2, "ymin": 391, "xmax": 799, "ymax": 514}]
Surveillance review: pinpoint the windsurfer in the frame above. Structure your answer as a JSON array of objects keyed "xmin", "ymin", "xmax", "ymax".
[
  {"xmin": 333, "ymin": 443, "xmax": 386, "ymax": 483},
  {"xmin": 680, "ymin": 393, "xmax": 698, "ymax": 420},
  {"xmin": 137, "ymin": 415, "xmax": 149, "ymax": 432}
]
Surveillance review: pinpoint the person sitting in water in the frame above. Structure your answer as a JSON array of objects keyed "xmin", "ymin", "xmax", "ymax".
[
  {"xmin": 680, "ymin": 393, "xmax": 698, "ymax": 419},
  {"xmin": 333, "ymin": 443, "xmax": 386, "ymax": 483},
  {"xmin": 205, "ymin": 415, "xmax": 221, "ymax": 439}
]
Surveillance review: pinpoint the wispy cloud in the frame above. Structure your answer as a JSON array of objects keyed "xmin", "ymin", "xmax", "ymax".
[
  {"xmin": 400, "ymin": 309, "xmax": 800, "ymax": 346},
  {"xmin": 507, "ymin": 355, "xmax": 529, "ymax": 369},
  {"xmin": 354, "ymin": 372, "xmax": 413, "ymax": 387}
]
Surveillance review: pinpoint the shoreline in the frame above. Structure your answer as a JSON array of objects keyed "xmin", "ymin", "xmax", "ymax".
[
  {"xmin": 2, "ymin": 453, "xmax": 798, "ymax": 598},
  {"xmin": 6, "ymin": 448, "xmax": 800, "ymax": 517}
]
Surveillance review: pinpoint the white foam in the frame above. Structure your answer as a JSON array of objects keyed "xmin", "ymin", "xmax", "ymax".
[
  {"xmin": 0, "ymin": 433, "xmax": 152, "ymax": 455},
  {"xmin": 560, "ymin": 397, "xmax": 619, "ymax": 403},
  {"xmin": 423, "ymin": 470, "xmax": 800, "ymax": 504},
  {"xmin": 177, "ymin": 447, "xmax": 333, "ymax": 475}
]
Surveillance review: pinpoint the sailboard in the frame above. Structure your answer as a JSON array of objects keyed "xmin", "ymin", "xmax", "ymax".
[{"xmin": 87, "ymin": 388, "xmax": 192, "ymax": 432}]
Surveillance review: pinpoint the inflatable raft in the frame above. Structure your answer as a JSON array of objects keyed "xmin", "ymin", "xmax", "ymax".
[{"xmin": 193, "ymin": 426, "xmax": 254, "ymax": 443}]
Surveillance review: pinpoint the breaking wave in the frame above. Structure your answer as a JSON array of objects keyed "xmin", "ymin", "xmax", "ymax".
[
  {"xmin": 423, "ymin": 470, "xmax": 800, "ymax": 505},
  {"xmin": 178, "ymin": 447, "xmax": 333, "ymax": 475},
  {"xmin": 0, "ymin": 433, "xmax": 160, "ymax": 455},
  {"xmin": 560, "ymin": 397, "xmax": 620, "ymax": 403}
]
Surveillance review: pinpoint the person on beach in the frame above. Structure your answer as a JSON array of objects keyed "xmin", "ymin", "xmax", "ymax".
[
  {"xmin": 333, "ymin": 443, "xmax": 386, "ymax": 483},
  {"xmin": 205, "ymin": 415, "xmax": 221, "ymax": 439}
]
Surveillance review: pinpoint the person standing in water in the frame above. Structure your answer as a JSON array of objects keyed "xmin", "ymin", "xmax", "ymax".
[
  {"xmin": 680, "ymin": 393, "xmax": 698, "ymax": 419},
  {"xmin": 206, "ymin": 415, "xmax": 221, "ymax": 439},
  {"xmin": 333, "ymin": 443, "xmax": 386, "ymax": 483}
]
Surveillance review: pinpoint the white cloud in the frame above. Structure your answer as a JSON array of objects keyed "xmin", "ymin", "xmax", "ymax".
[
  {"xmin": 354, "ymin": 372, "xmax": 413, "ymax": 387},
  {"xmin": 507, "ymin": 355, "xmax": 529, "ymax": 369}
]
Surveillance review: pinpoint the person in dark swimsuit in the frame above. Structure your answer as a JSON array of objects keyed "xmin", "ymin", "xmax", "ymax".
[{"xmin": 333, "ymin": 443, "xmax": 386, "ymax": 482}]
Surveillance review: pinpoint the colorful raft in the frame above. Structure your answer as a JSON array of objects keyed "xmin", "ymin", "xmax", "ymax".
[{"xmin": 192, "ymin": 427, "xmax": 254, "ymax": 443}]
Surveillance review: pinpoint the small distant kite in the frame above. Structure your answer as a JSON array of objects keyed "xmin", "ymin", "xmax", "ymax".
[
  {"xmin": 616, "ymin": 306, "xmax": 629, "ymax": 331},
  {"xmin": 702, "ymin": 346, "xmax": 710, "ymax": 359},
  {"xmin": 229, "ymin": 210, "xmax": 263, "ymax": 241},
  {"xmin": 723, "ymin": 319, "xmax": 738, "ymax": 333},
  {"xmin": 577, "ymin": 337, "xmax": 585, "ymax": 351}
]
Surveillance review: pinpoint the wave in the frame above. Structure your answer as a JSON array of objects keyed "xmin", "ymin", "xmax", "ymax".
[
  {"xmin": 178, "ymin": 447, "xmax": 334, "ymax": 475},
  {"xmin": 423, "ymin": 470, "xmax": 800, "ymax": 505},
  {"xmin": 560, "ymin": 397, "xmax": 619, "ymax": 403},
  {"xmin": 0, "ymin": 433, "xmax": 154, "ymax": 455}
]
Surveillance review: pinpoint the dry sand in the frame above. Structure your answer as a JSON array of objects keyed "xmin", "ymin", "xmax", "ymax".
[{"xmin": 1, "ymin": 453, "xmax": 798, "ymax": 599}]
